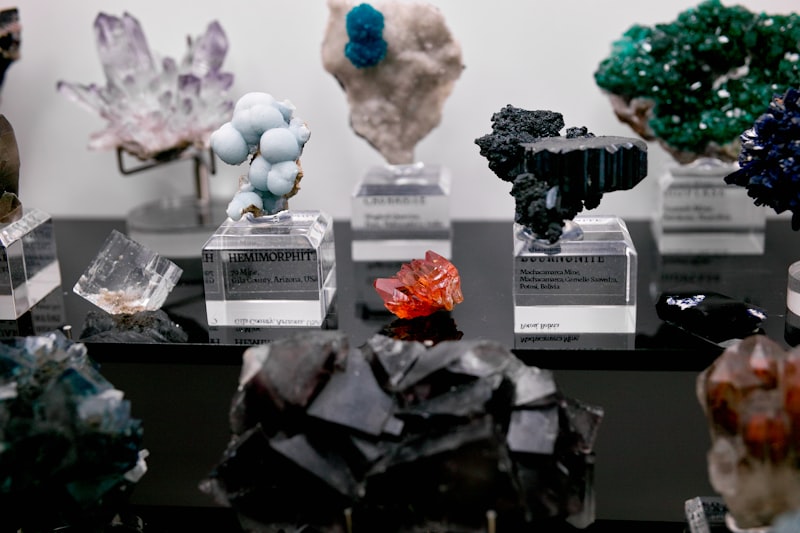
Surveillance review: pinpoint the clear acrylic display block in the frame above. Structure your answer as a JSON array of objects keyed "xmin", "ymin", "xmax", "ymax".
[
  {"xmin": 74, "ymin": 229, "xmax": 183, "ymax": 314},
  {"xmin": 787, "ymin": 260, "xmax": 800, "ymax": 347},
  {"xmin": 654, "ymin": 158, "xmax": 766, "ymax": 255},
  {"xmin": 513, "ymin": 216, "xmax": 637, "ymax": 350},
  {"xmin": 0, "ymin": 208, "xmax": 62, "ymax": 320},
  {"xmin": 351, "ymin": 163, "xmax": 452, "ymax": 261},
  {"xmin": 202, "ymin": 210, "xmax": 336, "ymax": 327}
]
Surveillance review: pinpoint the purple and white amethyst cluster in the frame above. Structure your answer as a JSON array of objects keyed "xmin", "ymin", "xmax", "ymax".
[{"xmin": 57, "ymin": 12, "xmax": 234, "ymax": 161}]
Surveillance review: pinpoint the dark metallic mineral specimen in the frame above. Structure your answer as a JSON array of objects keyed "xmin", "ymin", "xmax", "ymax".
[
  {"xmin": 202, "ymin": 332, "xmax": 602, "ymax": 532},
  {"xmin": 656, "ymin": 291, "xmax": 767, "ymax": 344},
  {"xmin": 476, "ymin": 106, "xmax": 647, "ymax": 243}
]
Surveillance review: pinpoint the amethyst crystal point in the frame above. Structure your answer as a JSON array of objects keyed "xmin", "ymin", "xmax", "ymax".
[
  {"xmin": 0, "ymin": 331, "xmax": 146, "ymax": 531},
  {"xmin": 724, "ymin": 87, "xmax": 800, "ymax": 230},
  {"xmin": 476, "ymin": 106, "xmax": 648, "ymax": 242},
  {"xmin": 57, "ymin": 12, "xmax": 233, "ymax": 161},
  {"xmin": 206, "ymin": 331, "xmax": 602, "ymax": 530}
]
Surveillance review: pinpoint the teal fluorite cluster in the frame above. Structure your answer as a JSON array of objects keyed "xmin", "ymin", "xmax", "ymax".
[
  {"xmin": 595, "ymin": 0, "xmax": 800, "ymax": 163},
  {"xmin": 0, "ymin": 331, "xmax": 145, "ymax": 531}
]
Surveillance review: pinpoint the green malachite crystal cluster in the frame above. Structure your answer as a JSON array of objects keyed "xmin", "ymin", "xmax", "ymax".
[{"xmin": 594, "ymin": 0, "xmax": 800, "ymax": 163}]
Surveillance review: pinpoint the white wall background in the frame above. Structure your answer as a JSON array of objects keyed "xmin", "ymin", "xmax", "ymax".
[{"xmin": 1, "ymin": 0, "xmax": 794, "ymax": 221}]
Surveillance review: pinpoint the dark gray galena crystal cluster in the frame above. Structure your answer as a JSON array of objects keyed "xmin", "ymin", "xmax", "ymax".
[
  {"xmin": 201, "ymin": 331, "xmax": 603, "ymax": 532},
  {"xmin": 475, "ymin": 105, "xmax": 647, "ymax": 243}
]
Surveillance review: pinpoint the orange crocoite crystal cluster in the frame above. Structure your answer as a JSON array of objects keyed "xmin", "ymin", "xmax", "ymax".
[
  {"xmin": 697, "ymin": 335, "xmax": 800, "ymax": 528},
  {"xmin": 373, "ymin": 251, "xmax": 463, "ymax": 319}
]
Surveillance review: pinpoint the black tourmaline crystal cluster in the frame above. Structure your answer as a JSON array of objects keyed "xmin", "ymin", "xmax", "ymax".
[
  {"xmin": 201, "ymin": 331, "xmax": 603, "ymax": 532},
  {"xmin": 475, "ymin": 105, "xmax": 647, "ymax": 243}
]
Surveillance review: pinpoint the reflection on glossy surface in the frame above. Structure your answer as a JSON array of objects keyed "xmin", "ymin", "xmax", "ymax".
[
  {"xmin": 0, "ymin": 285, "xmax": 65, "ymax": 337},
  {"xmin": 377, "ymin": 311, "xmax": 463, "ymax": 345}
]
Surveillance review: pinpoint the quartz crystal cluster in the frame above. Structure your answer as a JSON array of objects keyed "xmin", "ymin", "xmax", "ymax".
[
  {"xmin": 321, "ymin": 0, "xmax": 464, "ymax": 164},
  {"xmin": 0, "ymin": 331, "xmax": 147, "ymax": 531},
  {"xmin": 210, "ymin": 92, "xmax": 311, "ymax": 220},
  {"xmin": 594, "ymin": 0, "xmax": 800, "ymax": 164},
  {"xmin": 202, "ymin": 332, "xmax": 603, "ymax": 532},
  {"xmin": 697, "ymin": 335, "xmax": 800, "ymax": 529},
  {"xmin": 373, "ymin": 250, "xmax": 463, "ymax": 319},
  {"xmin": 724, "ymin": 87, "xmax": 800, "ymax": 231},
  {"xmin": 57, "ymin": 12, "xmax": 234, "ymax": 161},
  {"xmin": 476, "ymin": 106, "xmax": 647, "ymax": 243}
]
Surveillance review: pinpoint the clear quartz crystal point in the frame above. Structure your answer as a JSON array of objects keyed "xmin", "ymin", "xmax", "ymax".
[{"xmin": 73, "ymin": 229, "xmax": 182, "ymax": 314}]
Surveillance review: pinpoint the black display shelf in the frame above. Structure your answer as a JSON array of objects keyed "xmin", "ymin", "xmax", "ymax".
[{"xmin": 8, "ymin": 217, "xmax": 800, "ymax": 530}]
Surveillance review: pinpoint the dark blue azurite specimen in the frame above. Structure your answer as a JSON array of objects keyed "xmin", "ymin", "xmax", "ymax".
[
  {"xmin": 476, "ymin": 105, "xmax": 648, "ymax": 243},
  {"xmin": 345, "ymin": 3, "xmax": 387, "ymax": 68},
  {"xmin": 0, "ymin": 331, "xmax": 145, "ymax": 531},
  {"xmin": 724, "ymin": 87, "xmax": 800, "ymax": 231}
]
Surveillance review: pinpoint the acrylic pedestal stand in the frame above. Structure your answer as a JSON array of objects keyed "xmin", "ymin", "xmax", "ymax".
[
  {"xmin": 202, "ymin": 210, "xmax": 336, "ymax": 331},
  {"xmin": 351, "ymin": 163, "xmax": 451, "ymax": 314},
  {"xmin": 787, "ymin": 260, "xmax": 800, "ymax": 347},
  {"xmin": 653, "ymin": 158, "xmax": 766, "ymax": 255},
  {"xmin": 122, "ymin": 147, "xmax": 228, "ymax": 280},
  {"xmin": 0, "ymin": 208, "xmax": 63, "ymax": 326},
  {"xmin": 513, "ymin": 215, "xmax": 637, "ymax": 350}
]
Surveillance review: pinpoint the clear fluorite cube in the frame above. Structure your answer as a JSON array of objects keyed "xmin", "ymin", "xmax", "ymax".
[{"xmin": 73, "ymin": 230, "xmax": 183, "ymax": 314}]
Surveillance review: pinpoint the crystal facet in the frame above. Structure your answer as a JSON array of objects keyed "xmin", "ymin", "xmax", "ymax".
[
  {"xmin": 373, "ymin": 250, "xmax": 463, "ymax": 319},
  {"xmin": 73, "ymin": 229, "xmax": 182, "ymax": 315},
  {"xmin": 697, "ymin": 335, "xmax": 800, "ymax": 529},
  {"xmin": 322, "ymin": 0, "xmax": 463, "ymax": 164},
  {"xmin": 57, "ymin": 12, "xmax": 233, "ymax": 161},
  {"xmin": 203, "ymin": 332, "xmax": 602, "ymax": 531},
  {"xmin": 0, "ymin": 331, "xmax": 146, "ymax": 531}
]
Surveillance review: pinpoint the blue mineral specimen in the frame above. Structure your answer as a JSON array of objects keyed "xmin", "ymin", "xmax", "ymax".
[
  {"xmin": 725, "ymin": 87, "xmax": 800, "ymax": 230},
  {"xmin": 0, "ymin": 331, "xmax": 146, "ymax": 531},
  {"xmin": 345, "ymin": 3, "xmax": 388, "ymax": 68}
]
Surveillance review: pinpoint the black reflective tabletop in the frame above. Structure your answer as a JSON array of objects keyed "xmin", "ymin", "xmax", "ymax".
[{"xmin": 18, "ymin": 218, "xmax": 800, "ymax": 530}]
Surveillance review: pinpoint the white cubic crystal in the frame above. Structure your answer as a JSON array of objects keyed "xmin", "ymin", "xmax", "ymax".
[{"xmin": 73, "ymin": 230, "xmax": 182, "ymax": 314}]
